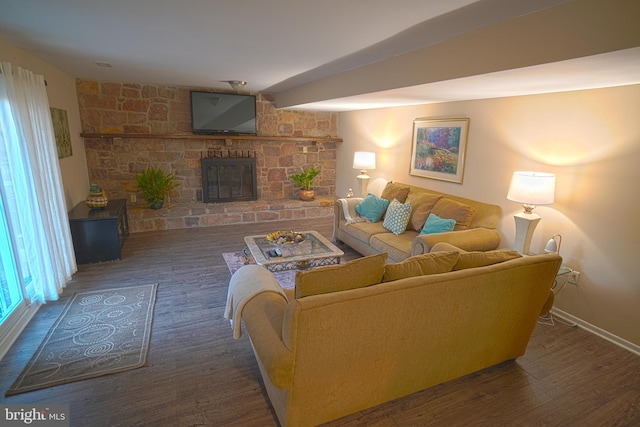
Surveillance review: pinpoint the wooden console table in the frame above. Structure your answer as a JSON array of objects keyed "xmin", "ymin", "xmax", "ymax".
[{"xmin": 68, "ymin": 199, "xmax": 129, "ymax": 264}]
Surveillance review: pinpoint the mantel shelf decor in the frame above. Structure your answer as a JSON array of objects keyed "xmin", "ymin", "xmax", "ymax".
[{"xmin": 80, "ymin": 133, "xmax": 342, "ymax": 144}]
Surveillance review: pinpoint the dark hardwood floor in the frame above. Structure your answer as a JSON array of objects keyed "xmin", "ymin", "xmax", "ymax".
[{"xmin": 1, "ymin": 218, "xmax": 639, "ymax": 426}]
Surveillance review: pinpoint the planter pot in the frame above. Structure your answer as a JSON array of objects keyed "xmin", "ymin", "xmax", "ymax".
[
  {"xmin": 149, "ymin": 199, "xmax": 164, "ymax": 209},
  {"xmin": 299, "ymin": 189, "xmax": 315, "ymax": 201}
]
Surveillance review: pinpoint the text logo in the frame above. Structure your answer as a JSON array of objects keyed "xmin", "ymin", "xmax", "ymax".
[{"xmin": 1, "ymin": 405, "xmax": 69, "ymax": 426}]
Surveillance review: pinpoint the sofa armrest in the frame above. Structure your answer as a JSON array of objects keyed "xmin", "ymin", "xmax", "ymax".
[
  {"xmin": 411, "ymin": 228, "xmax": 501, "ymax": 255},
  {"xmin": 243, "ymin": 292, "xmax": 295, "ymax": 390},
  {"xmin": 333, "ymin": 197, "xmax": 364, "ymax": 241}
]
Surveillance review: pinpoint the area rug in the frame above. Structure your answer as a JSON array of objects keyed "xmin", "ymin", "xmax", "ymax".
[
  {"xmin": 6, "ymin": 284, "xmax": 158, "ymax": 396},
  {"xmin": 223, "ymin": 251, "xmax": 296, "ymax": 289}
]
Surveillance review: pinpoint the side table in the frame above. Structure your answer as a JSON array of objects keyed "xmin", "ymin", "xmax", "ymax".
[
  {"xmin": 554, "ymin": 266, "xmax": 572, "ymax": 292},
  {"xmin": 68, "ymin": 199, "xmax": 129, "ymax": 264},
  {"xmin": 539, "ymin": 265, "xmax": 576, "ymax": 326}
]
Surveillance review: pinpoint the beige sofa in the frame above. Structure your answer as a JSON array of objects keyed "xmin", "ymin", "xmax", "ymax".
[
  {"xmin": 333, "ymin": 182, "xmax": 502, "ymax": 262},
  {"xmin": 231, "ymin": 250, "xmax": 561, "ymax": 427}
]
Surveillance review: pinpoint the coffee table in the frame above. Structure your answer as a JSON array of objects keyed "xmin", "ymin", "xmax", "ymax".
[{"xmin": 244, "ymin": 230, "xmax": 344, "ymax": 272}]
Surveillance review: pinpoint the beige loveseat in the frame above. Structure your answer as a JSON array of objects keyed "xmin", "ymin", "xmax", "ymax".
[
  {"xmin": 333, "ymin": 182, "xmax": 502, "ymax": 262},
  {"xmin": 228, "ymin": 250, "xmax": 561, "ymax": 427}
]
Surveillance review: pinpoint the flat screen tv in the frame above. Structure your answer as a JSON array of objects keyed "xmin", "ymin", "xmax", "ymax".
[{"xmin": 190, "ymin": 91, "xmax": 257, "ymax": 135}]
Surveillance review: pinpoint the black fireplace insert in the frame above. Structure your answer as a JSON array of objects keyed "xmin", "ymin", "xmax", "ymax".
[{"xmin": 201, "ymin": 157, "xmax": 257, "ymax": 203}]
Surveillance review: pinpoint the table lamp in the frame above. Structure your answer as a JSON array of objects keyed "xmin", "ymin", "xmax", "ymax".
[
  {"xmin": 353, "ymin": 151, "xmax": 376, "ymax": 197},
  {"xmin": 507, "ymin": 171, "xmax": 555, "ymax": 255},
  {"xmin": 544, "ymin": 233, "xmax": 562, "ymax": 254}
]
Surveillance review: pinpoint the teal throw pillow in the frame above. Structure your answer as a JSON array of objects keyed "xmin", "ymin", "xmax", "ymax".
[
  {"xmin": 420, "ymin": 213, "xmax": 456, "ymax": 235},
  {"xmin": 383, "ymin": 199, "xmax": 412, "ymax": 235},
  {"xmin": 355, "ymin": 193, "xmax": 389, "ymax": 223}
]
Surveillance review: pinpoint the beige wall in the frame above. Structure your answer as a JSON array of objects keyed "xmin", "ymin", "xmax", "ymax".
[
  {"xmin": 338, "ymin": 84, "xmax": 640, "ymax": 347},
  {"xmin": 1, "ymin": 38, "xmax": 89, "ymax": 210}
]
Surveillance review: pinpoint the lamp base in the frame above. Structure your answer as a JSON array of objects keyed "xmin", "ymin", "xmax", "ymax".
[
  {"xmin": 356, "ymin": 176, "xmax": 370, "ymax": 198},
  {"xmin": 513, "ymin": 212, "xmax": 541, "ymax": 255}
]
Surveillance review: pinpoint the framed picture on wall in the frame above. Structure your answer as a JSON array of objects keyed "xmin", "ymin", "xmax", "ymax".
[
  {"xmin": 409, "ymin": 117, "xmax": 469, "ymax": 184},
  {"xmin": 50, "ymin": 107, "xmax": 72, "ymax": 159}
]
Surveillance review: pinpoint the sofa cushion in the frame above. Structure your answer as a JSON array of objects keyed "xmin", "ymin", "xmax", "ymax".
[
  {"xmin": 295, "ymin": 253, "xmax": 388, "ymax": 298},
  {"xmin": 382, "ymin": 251, "xmax": 460, "ymax": 282},
  {"xmin": 380, "ymin": 181, "xmax": 410, "ymax": 204},
  {"xmin": 355, "ymin": 193, "xmax": 389, "ymax": 222},
  {"xmin": 370, "ymin": 231, "xmax": 417, "ymax": 262},
  {"xmin": 339, "ymin": 220, "xmax": 388, "ymax": 244},
  {"xmin": 420, "ymin": 213, "xmax": 456, "ymax": 235},
  {"xmin": 406, "ymin": 191, "xmax": 443, "ymax": 231},
  {"xmin": 453, "ymin": 249, "xmax": 522, "ymax": 270},
  {"xmin": 432, "ymin": 198, "xmax": 475, "ymax": 230},
  {"xmin": 383, "ymin": 199, "xmax": 412, "ymax": 235}
]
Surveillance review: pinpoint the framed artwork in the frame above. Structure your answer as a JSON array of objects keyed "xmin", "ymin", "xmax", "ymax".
[
  {"xmin": 409, "ymin": 117, "xmax": 469, "ymax": 183},
  {"xmin": 50, "ymin": 107, "xmax": 72, "ymax": 159}
]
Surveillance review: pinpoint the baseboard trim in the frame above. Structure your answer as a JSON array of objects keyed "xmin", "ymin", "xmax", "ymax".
[{"xmin": 551, "ymin": 308, "xmax": 640, "ymax": 356}]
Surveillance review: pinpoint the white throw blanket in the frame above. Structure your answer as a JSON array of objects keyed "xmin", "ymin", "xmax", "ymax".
[
  {"xmin": 224, "ymin": 264, "xmax": 287, "ymax": 339},
  {"xmin": 339, "ymin": 198, "xmax": 369, "ymax": 225}
]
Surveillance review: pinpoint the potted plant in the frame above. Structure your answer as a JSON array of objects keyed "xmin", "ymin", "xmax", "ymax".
[
  {"xmin": 290, "ymin": 167, "xmax": 320, "ymax": 201},
  {"xmin": 135, "ymin": 166, "xmax": 179, "ymax": 209}
]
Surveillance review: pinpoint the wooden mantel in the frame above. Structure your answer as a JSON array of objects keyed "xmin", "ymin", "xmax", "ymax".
[{"xmin": 80, "ymin": 133, "xmax": 342, "ymax": 143}]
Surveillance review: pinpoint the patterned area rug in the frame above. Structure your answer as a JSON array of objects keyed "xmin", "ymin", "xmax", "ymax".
[
  {"xmin": 222, "ymin": 251, "xmax": 296, "ymax": 289},
  {"xmin": 6, "ymin": 284, "xmax": 158, "ymax": 396}
]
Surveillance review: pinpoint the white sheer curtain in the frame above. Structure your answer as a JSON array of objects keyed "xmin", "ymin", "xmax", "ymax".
[{"xmin": 0, "ymin": 62, "xmax": 76, "ymax": 303}]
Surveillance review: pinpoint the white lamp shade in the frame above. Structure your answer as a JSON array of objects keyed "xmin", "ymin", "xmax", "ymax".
[
  {"xmin": 353, "ymin": 152, "xmax": 376, "ymax": 170},
  {"xmin": 507, "ymin": 171, "xmax": 555, "ymax": 205}
]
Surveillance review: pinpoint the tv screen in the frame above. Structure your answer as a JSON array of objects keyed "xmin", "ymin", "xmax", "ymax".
[{"xmin": 190, "ymin": 91, "xmax": 257, "ymax": 135}]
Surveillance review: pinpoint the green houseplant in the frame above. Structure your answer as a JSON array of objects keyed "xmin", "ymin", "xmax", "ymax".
[
  {"xmin": 135, "ymin": 166, "xmax": 179, "ymax": 209},
  {"xmin": 290, "ymin": 167, "xmax": 320, "ymax": 201}
]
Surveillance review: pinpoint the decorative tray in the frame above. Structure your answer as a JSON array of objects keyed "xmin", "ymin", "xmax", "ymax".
[{"xmin": 265, "ymin": 231, "xmax": 305, "ymax": 245}]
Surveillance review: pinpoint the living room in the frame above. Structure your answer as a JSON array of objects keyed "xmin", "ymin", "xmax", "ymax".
[{"xmin": 1, "ymin": 0, "xmax": 639, "ymax": 424}]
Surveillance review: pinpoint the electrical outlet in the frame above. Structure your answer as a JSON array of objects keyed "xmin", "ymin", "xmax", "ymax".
[
  {"xmin": 569, "ymin": 270, "xmax": 581, "ymax": 285},
  {"xmin": 131, "ymin": 194, "xmax": 137, "ymax": 203}
]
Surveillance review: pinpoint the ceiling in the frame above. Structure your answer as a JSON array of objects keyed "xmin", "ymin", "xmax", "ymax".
[{"xmin": 1, "ymin": 0, "xmax": 638, "ymax": 111}]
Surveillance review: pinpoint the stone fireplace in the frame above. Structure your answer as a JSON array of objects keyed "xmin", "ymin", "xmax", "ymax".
[{"xmin": 77, "ymin": 78, "xmax": 340, "ymax": 232}]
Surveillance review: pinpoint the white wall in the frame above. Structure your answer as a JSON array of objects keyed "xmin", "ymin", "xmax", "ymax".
[
  {"xmin": 338, "ymin": 84, "xmax": 640, "ymax": 346},
  {"xmin": 1, "ymin": 38, "xmax": 89, "ymax": 210}
]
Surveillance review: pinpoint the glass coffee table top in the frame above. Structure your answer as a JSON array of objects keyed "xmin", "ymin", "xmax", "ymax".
[{"xmin": 244, "ymin": 230, "xmax": 344, "ymax": 272}]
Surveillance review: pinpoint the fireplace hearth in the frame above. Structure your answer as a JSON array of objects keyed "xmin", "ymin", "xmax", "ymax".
[{"xmin": 201, "ymin": 151, "xmax": 257, "ymax": 203}]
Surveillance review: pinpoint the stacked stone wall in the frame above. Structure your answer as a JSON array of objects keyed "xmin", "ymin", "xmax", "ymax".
[{"xmin": 76, "ymin": 79, "xmax": 340, "ymax": 231}]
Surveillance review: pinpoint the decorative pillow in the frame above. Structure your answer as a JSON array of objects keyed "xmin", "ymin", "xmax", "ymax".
[
  {"xmin": 431, "ymin": 198, "xmax": 475, "ymax": 230},
  {"xmin": 453, "ymin": 249, "xmax": 522, "ymax": 270},
  {"xmin": 380, "ymin": 181, "xmax": 410, "ymax": 204},
  {"xmin": 382, "ymin": 199, "xmax": 412, "ymax": 235},
  {"xmin": 355, "ymin": 193, "xmax": 389, "ymax": 223},
  {"xmin": 382, "ymin": 251, "xmax": 460, "ymax": 282},
  {"xmin": 406, "ymin": 192, "xmax": 443, "ymax": 231},
  {"xmin": 295, "ymin": 253, "xmax": 388, "ymax": 298},
  {"xmin": 420, "ymin": 213, "xmax": 456, "ymax": 235}
]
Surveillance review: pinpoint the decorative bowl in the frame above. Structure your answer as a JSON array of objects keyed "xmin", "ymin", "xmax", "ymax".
[{"xmin": 266, "ymin": 231, "xmax": 305, "ymax": 245}]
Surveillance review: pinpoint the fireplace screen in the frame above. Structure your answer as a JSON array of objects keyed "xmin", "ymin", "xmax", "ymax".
[{"xmin": 201, "ymin": 157, "xmax": 257, "ymax": 203}]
